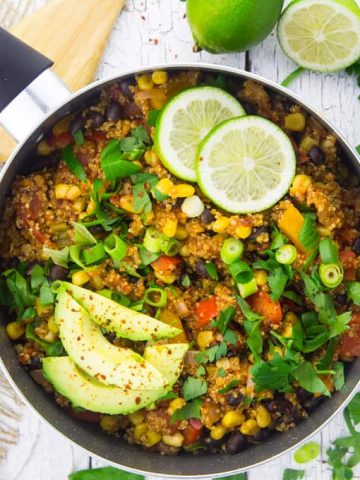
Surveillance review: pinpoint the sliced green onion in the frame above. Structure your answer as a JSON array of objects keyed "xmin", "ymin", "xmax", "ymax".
[
  {"xmin": 104, "ymin": 233, "xmax": 128, "ymax": 266},
  {"xmin": 69, "ymin": 245, "xmax": 86, "ymax": 269},
  {"xmin": 144, "ymin": 287, "xmax": 168, "ymax": 307},
  {"xmin": 220, "ymin": 238, "xmax": 244, "ymax": 265},
  {"xmin": 161, "ymin": 238, "xmax": 180, "ymax": 256},
  {"xmin": 181, "ymin": 274, "xmax": 191, "ymax": 288},
  {"xmin": 319, "ymin": 238, "xmax": 339, "ymax": 264},
  {"xmin": 229, "ymin": 261, "xmax": 253, "ymax": 284},
  {"xmin": 143, "ymin": 227, "xmax": 163, "ymax": 253},
  {"xmin": 205, "ymin": 262, "xmax": 219, "ymax": 280},
  {"xmin": 319, "ymin": 263, "xmax": 344, "ymax": 288},
  {"xmin": 238, "ymin": 278, "xmax": 258, "ymax": 298},
  {"xmin": 275, "ymin": 244, "xmax": 297, "ymax": 265},
  {"xmin": 82, "ymin": 243, "xmax": 107, "ymax": 265}
]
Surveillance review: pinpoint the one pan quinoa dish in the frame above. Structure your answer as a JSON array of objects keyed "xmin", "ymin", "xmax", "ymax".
[{"xmin": 1, "ymin": 69, "xmax": 360, "ymax": 456}]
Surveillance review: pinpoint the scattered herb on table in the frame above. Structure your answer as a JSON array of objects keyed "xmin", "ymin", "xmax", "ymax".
[{"xmin": 69, "ymin": 466, "xmax": 144, "ymax": 480}]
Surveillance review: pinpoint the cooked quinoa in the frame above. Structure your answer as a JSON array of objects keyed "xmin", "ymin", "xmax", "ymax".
[{"xmin": 1, "ymin": 70, "xmax": 360, "ymax": 456}]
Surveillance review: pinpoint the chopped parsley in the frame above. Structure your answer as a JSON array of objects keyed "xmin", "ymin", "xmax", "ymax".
[
  {"xmin": 237, "ymin": 296, "xmax": 263, "ymax": 359},
  {"xmin": 282, "ymin": 469, "xmax": 305, "ymax": 480},
  {"xmin": 299, "ymin": 212, "xmax": 319, "ymax": 251},
  {"xmin": 195, "ymin": 342, "xmax": 227, "ymax": 364},
  {"xmin": 182, "ymin": 376, "xmax": 207, "ymax": 401},
  {"xmin": 170, "ymin": 398, "xmax": 202, "ymax": 424},
  {"xmin": 211, "ymin": 305, "xmax": 236, "ymax": 334},
  {"xmin": 62, "ymin": 145, "xmax": 87, "ymax": 181},
  {"xmin": 218, "ymin": 379, "xmax": 240, "ymax": 394}
]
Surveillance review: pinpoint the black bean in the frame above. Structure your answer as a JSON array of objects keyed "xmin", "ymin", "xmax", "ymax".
[
  {"xmin": 250, "ymin": 428, "xmax": 271, "ymax": 443},
  {"xmin": 26, "ymin": 357, "xmax": 42, "ymax": 371},
  {"xmin": 240, "ymin": 100, "xmax": 257, "ymax": 115},
  {"xmin": 25, "ymin": 260, "xmax": 43, "ymax": 275},
  {"xmin": 225, "ymin": 431, "xmax": 247, "ymax": 454},
  {"xmin": 49, "ymin": 265, "xmax": 68, "ymax": 281},
  {"xmin": 0, "ymin": 257, "xmax": 19, "ymax": 272},
  {"xmin": 203, "ymin": 435, "xmax": 227, "ymax": 451},
  {"xmin": 69, "ymin": 113, "xmax": 85, "ymax": 136},
  {"xmin": 194, "ymin": 260, "xmax": 209, "ymax": 278},
  {"xmin": 88, "ymin": 225, "xmax": 106, "ymax": 235},
  {"xmin": 128, "ymin": 275, "xmax": 138, "ymax": 284},
  {"xmin": 352, "ymin": 237, "xmax": 360, "ymax": 255},
  {"xmin": 227, "ymin": 393, "xmax": 243, "ymax": 407},
  {"xmin": 86, "ymin": 111, "xmax": 105, "ymax": 128},
  {"xmin": 308, "ymin": 146, "xmax": 326, "ymax": 166},
  {"xmin": 106, "ymin": 102, "xmax": 122, "ymax": 122},
  {"xmin": 296, "ymin": 387, "xmax": 313, "ymax": 405},
  {"xmin": 200, "ymin": 208, "xmax": 215, "ymax": 224},
  {"xmin": 303, "ymin": 395, "xmax": 324, "ymax": 413},
  {"xmin": 264, "ymin": 394, "xmax": 291, "ymax": 414},
  {"xmin": 119, "ymin": 79, "xmax": 135, "ymax": 98},
  {"xmin": 290, "ymin": 406, "xmax": 304, "ymax": 424},
  {"xmin": 121, "ymin": 102, "xmax": 143, "ymax": 119},
  {"xmin": 334, "ymin": 293, "xmax": 349, "ymax": 307}
]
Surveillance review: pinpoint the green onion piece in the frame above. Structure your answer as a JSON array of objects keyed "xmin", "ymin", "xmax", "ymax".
[
  {"xmin": 62, "ymin": 145, "xmax": 86, "ymax": 181},
  {"xmin": 69, "ymin": 245, "xmax": 86, "ymax": 269},
  {"xmin": 143, "ymin": 227, "xmax": 163, "ymax": 253},
  {"xmin": 82, "ymin": 243, "xmax": 107, "ymax": 265},
  {"xmin": 220, "ymin": 238, "xmax": 244, "ymax": 265},
  {"xmin": 238, "ymin": 278, "xmax": 258, "ymax": 298},
  {"xmin": 181, "ymin": 274, "xmax": 191, "ymax": 288},
  {"xmin": 319, "ymin": 238, "xmax": 339, "ymax": 264},
  {"xmin": 275, "ymin": 244, "xmax": 297, "ymax": 265},
  {"xmin": 161, "ymin": 238, "xmax": 180, "ymax": 256},
  {"xmin": 104, "ymin": 234, "xmax": 128, "ymax": 266},
  {"xmin": 144, "ymin": 287, "xmax": 168, "ymax": 307},
  {"xmin": 229, "ymin": 260, "xmax": 253, "ymax": 284},
  {"xmin": 205, "ymin": 262, "xmax": 219, "ymax": 280},
  {"xmin": 319, "ymin": 263, "xmax": 344, "ymax": 288}
]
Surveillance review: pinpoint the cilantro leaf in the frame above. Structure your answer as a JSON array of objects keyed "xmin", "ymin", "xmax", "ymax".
[
  {"xmin": 292, "ymin": 361, "xmax": 330, "ymax": 396},
  {"xmin": 170, "ymin": 399, "xmax": 202, "ymax": 423},
  {"xmin": 211, "ymin": 306, "xmax": 236, "ymax": 334},
  {"xmin": 347, "ymin": 281, "xmax": 360, "ymax": 306},
  {"xmin": 271, "ymin": 226, "xmax": 286, "ymax": 250},
  {"xmin": 195, "ymin": 342, "xmax": 227, "ymax": 364},
  {"xmin": 237, "ymin": 296, "xmax": 263, "ymax": 358},
  {"xmin": 39, "ymin": 279, "xmax": 55, "ymax": 306},
  {"xmin": 299, "ymin": 213, "xmax": 319, "ymax": 251},
  {"xmin": 30, "ymin": 264, "xmax": 45, "ymax": 291},
  {"xmin": 223, "ymin": 328, "xmax": 238, "ymax": 345},
  {"xmin": 69, "ymin": 466, "xmax": 144, "ymax": 480},
  {"xmin": 268, "ymin": 267, "xmax": 288, "ymax": 301},
  {"xmin": 100, "ymin": 139, "xmax": 141, "ymax": 181},
  {"xmin": 282, "ymin": 469, "xmax": 305, "ymax": 480},
  {"xmin": 147, "ymin": 109, "xmax": 161, "ymax": 127},
  {"xmin": 62, "ymin": 145, "xmax": 87, "ymax": 181},
  {"xmin": 182, "ymin": 376, "xmax": 207, "ymax": 401},
  {"xmin": 218, "ymin": 474, "xmax": 247, "ymax": 480},
  {"xmin": 251, "ymin": 354, "xmax": 294, "ymax": 392},
  {"xmin": 218, "ymin": 379, "xmax": 240, "ymax": 394},
  {"xmin": 217, "ymin": 367, "xmax": 227, "ymax": 378},
  {"xmin": 328, "ymin": 311, "xmax": 351, "ymax": 339},
  {"xmin": 2, "ymin": 269, "xmax": 35, "ymax": 316},
  {"xmin": 333, "ymin": 362, "xmax": 345, "ymax": 391},
  {"xmin": 319, "ymin": 238, "xmax": 339, "ymax": 264}
]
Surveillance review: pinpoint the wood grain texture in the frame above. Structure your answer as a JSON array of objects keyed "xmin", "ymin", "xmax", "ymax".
[{"xmin": 1, "ymin": 0, "xmax": 359, "ymax": 479}]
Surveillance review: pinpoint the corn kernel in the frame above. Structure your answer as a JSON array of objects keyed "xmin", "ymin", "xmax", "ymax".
[
  {"xmin": 284, "ymin": 112, "xmax": 306, "ymax": 132},
  {"xmin": 210, "ymin": 425, "xmax": 228, "ymax": 440},
  {"xmin": 52, "ymin": 116, "xmax": 71, "ymax": 136},
  {"xmin": 128, "ymin": 411, "xmax": 145, "ymax": 425},
  {"xmin": 162, "ymin": 433, "xmax": 184, "ymax": 447},
  {"xmin": 142, "ymin": 430, "xmax": 162, "ymax": 447},
  {"xmin": 162, "ymin": 218, "xmax": 178, "ymax": 238},
  {"xmin": 72, "ymin": 270, "xmax": 90, "ymax": 286},
  {"xmin": 100, "ymin": 415, "xmax": 121, "ymax": 433},
  {"xmin": 6, "ymin": 321, "xmax": 25, "ymax": 340},
  {"xmin": 134, "ymin": 423, "xmax": 148, "ymax": 441},
  {"xmin": 35, "ymin": 297, "xmax": 53, "ymax": 317},
  {"xmin": 222, "ymin": 411, "xmax": 245, "ymax": 429},
  {"xmin": 213, "ymin": 216, "xmax": 230, "ymax": 233},
  {"xmin": 170, "ymin": 184, "xmax": 195, "ymax": 198},
  {"xmin": 290, "ymin": 174, "xmax": 312, "ymax": 197},
  {"xmin": 174, "ymin": 225, "xmax": 188, "ymax": 240},
  {"xmin": 285, "ymin": 312, "xmax": 299, "ymax": 324},
  {"xmin": 300, "ymin": 136, "xmax": 319, "ymax": 152},
  {"xmin": 119, "ymin": 194, "xmax": 138, "ymax": 213},
  {"xmin": 167, "ymin": 398, "xmax": 186, "ymax": 416},
  {"xmin": 154, "ymin": 271, "xmax": 177, "ymax": 284},
  {"xmin": 55, "ymin": 184, "xmax": 81, "ymax": 201},
  {"xmin": 317, "ymin": 226, "xmax": 331, "ymax": 237},
  {"xmin": 37, "ymin": 139, "xmax": 54, "ymax": 156},
  {"xmin": 256, "ymin": 404, "xmax": 272, "ymax": 428},
  {"xmin": 49, "ymin": 222, "xmax": 68, "ymax": 233},
  {"xmin": 197, "ymin": 331, "xmax": 215, "ymax": 350},
  {"xmin": 179, "ymin": 245, "xmax": 190, "ymax": 256},
  {"xmin": 152, "ymin": 70, "xmax": 169, "ymax": 85},
  {"xmin": 235, "ymin": 225, "xmax": 252, "ymax": 239},
  {"xmin": 254, "ymin": 270, "xmax": 268, "ymax": 287},
  {"xmin": 155, "ymin": 178, "xmax": 173, "ymax": 195},
  {"xmin": 240, "ymin": 418, "xmax": 260, "ymax": 436},
  {"xmin": 151, "ymin": 97, "xmax": 166, "ymax": 110},
  {"xmin": 282, "ymin": 324, "xmax": 293, "ymax": 338},
  {"xmin": 86, "ymin": 198, "xmax": 97, "ymax": 215},
  {"xmin": 137, "ymin": 74, "xmax": 154, "ymax": 90},
  {"xmin": 47, "ymin": 316, "xmax": 59, "ymax": 334},
  {"xmin": 73, "ymin": 197, "xmax": 86, "ymax": 214},
  {"xmin": 144, "ymin": 149, "xmax": 159, "ymax": 166}
]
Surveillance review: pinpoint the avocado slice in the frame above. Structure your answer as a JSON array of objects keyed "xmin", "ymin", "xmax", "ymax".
[
  {"xmin": 144, "ymin": 343, "xmax": 189, "ymax": 386},
  {"xmin": 43, "ymin": 357, "xmax": 167, "ymax": 414},
  {"xmin": 55, "ymin": 282, "xmax": 181, "ymax": 341},
  {"xmin": 55, "ymin": 291, "xmax": 169, "ymax": 390}
]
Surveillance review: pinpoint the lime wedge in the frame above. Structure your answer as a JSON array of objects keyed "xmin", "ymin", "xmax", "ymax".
[
  {"xmin": 196, "ymin": 116, "xmax": 296, "ymax": 214},
  {"xmin": 154, "ymin": 86, "xmax": 245, "ymax": 182},
  {"xmin": 277, "ymin": 0, "xmax": 360, "ymax": 72}
]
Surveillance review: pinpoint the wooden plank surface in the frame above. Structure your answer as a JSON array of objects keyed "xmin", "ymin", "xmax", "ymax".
[{"xmin": 1, "ymin": 0, "xmax": 360, "ymax": 479}]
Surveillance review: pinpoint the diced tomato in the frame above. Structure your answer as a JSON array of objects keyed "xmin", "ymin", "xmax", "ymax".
[
  {"xmin": 85, "ymin": 131, "xmax": 107, "ymax": 144},
  {"xmin": 151, "ymin": 255, "xmax": 181, "ymax": 272},
  {"xmin": 248, "ymin": 291, "xmax": 283, "ymax": 325},
  {"xmin": 339, "ymin": 250, "xmax": 357, "ymax": 281},
  {"xmin": 339, "ymin": 313, "xmax": 360, "ymax": 357},
  {"xmin": 338, "ymin": 228, "xmax": 357, "ymax": 246},
  {"xmin": 48, "ymin": 132, "xmax": 73, "ymax": 149},
  {"xmin": 29, "ymin": 196, "xmax": 41, "ymax": 221},
  {"xmin": 183, "ymin": 419, "xmax": 203, "ymax": 445},
  {"xmin": 69, "ymin": 409, "xmax": 101, "ymax": 422},
  {"xmin": 194, "ymin": 296, "xmax": 218, "ymax": 328}
]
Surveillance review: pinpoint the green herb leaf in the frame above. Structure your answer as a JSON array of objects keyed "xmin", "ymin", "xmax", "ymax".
[
  {"xmin": 218, "ymin": 473, "xmax": 247, "ymax": 480},
  {"xmin": 223, "ymin": 328, "xmax": 238, "ymax": 345},
  {"xmin": 30, "ymin": 264, "xmax": 45, "ymax": 291},
  {"xmin": 69, "ymin": 466, "xmax": 144, "ymax": 480},
  {"xmin": 333, "ymin": 362, "xmax": 345, "ymax": 391},
  {"xmin": 170, "ymin": 399, "xmax": 202, "ymax": 423},
  {"xmin": 62, "ymin": 145, "xmax": 87, "ymax": 181},
  {"xmin": 328, "ymin": 311, "xmax": 352, "ymax": 339},
  {"xmin": 195, "ymin": 342, "xmax": 227, "ymax": 364},
  {"xmin": 292, "ymin": 361, "xmax": 329, "ymax": 396},
  {"xmin": 39, "ymin": 279, "xmax": 54, "ymax": 306},
  {"xmin": 182, "ymin": 376, "xmax": 207, "ymax": 400},
  {"xmin": 3, "ymin": 269, "xmax": 35, "ymax": 316},
  {"xmin": 271, "ymin": 226, "xmax": 287, "ymax": 250},
  {"xmin": 26, "ymin": 323, "xmax": 64, "ymax": 356},
  {"xmin": 251, "ymin": 354, "xmax": 294, "ymax": 392},
  {"xmin": 347, "ymin": 281, "xmax": 360, "ymax": 306},
  {"xmin": 346, "ymin": 392, "xmax": 360, "ymax": 429},
  {"xmin": 237, "ymin": 296, "xmax": 263, "ymax": 358},
  {"xmin": 211, "ymin": 305, "xmax": 236, "ymax": 334},
  {"xmin": 73, "ymin": 130, "xmax": 84, "ymax": 146},
  {"xmin": 282, "ymin": 468, "xmax": 305, "ymax": 480},
  {"xmin": 282, "ymin": 290, "xmax": 304, "ymax": 305},
  {"xmin": 196, "ymin": 365, "xmax": 206, "ymax": 376},
  {"xmin": 319, "ymin": 238, "xmax": 339, "ymax": 264},
  {"xmin": 218, "ymin": 379, "xmax": 240, "ymax": 394},
  {"xmin": 147, "ymin": 109, "xmax": 160, "ymax": 127},
  {"xmin": 100, "ymin": 139, "xmax": 141, "ymax": 181},
  {"xmin": 356, "ymin": 144, "xmax": 360, "ymax": 155},
  {"xmin": 299, "ymin": 213, "xmax": 319, "ymax": 251},
  {"xmin": 43, "ymin": 246, "xmax": 69, "ymax": 268},
  {"xmin": 205, "ymin": 261, "xmax": 219, "ymax": 280},
  {"xmin": 268, "ymin": 267, "xmax": 288, "ymax": 301},
  {"xmin": 217, "ymin": 367, "xmax": 227, "ymax": 378},
  {"xmin": 281, "ymin": 67, "xmax": 305, "ymax": 87}
]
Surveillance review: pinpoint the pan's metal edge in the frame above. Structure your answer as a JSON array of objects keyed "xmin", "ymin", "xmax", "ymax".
[{"xmin": 1, "ymin": 62, "xmax": 359, "ymax": 479}]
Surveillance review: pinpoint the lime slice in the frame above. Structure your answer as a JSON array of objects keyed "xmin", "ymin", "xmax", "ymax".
[
  {"xmin": 277, "ymin": 0, "xmax": 360, "ymax": 72},
  {"xmin": 154, "ymin": 86, "xmax": 245, "ymax": 182},
  {"xmin": 196, "ymin": 116, "xmax": 296, "ymax": 214}
]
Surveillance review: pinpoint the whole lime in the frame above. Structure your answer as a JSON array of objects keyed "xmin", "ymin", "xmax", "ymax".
[{"xmin": 187, "ymin": 0, "xmax": 284, "ymax": 53}]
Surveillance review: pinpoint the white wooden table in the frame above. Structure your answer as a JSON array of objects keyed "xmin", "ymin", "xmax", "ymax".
[{"xmin": 1, "ymin": 1, "xmax": 360, "ymax": 479}]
